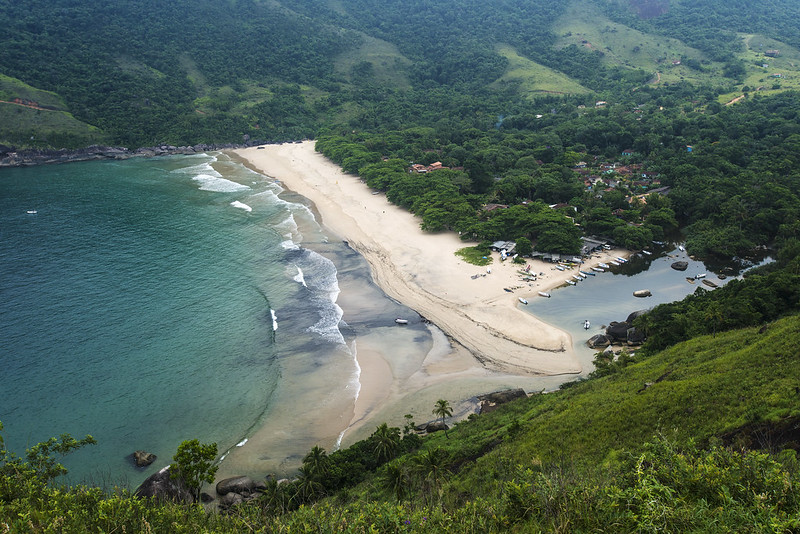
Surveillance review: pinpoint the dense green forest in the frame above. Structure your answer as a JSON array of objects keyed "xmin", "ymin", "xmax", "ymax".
[{"xmin": 3, "ymin": 0, "xmax": 800, "ymax": 531}]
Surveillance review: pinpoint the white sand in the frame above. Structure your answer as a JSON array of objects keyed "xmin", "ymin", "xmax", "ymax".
[{"xmin": 216, "ymin": 142, "xmax": 626, "ymax": 479}]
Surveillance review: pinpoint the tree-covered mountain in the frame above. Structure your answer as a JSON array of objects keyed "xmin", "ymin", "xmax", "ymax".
[{"xmin": 3, "ymin": 0, "xmax": 800, "ymax": 148}]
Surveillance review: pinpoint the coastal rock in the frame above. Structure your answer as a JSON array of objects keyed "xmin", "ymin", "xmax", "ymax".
[
  {"xmin": 627, "ymin": 327, "xmax": 646, "ymax": 345},
  {"xmin": 606, "ymin": 321, "xmax": 631, "ymax": 341},
  {"xmin": 134, "ymin": 466, "xmax": 194, "ymax": 504},
  {"xmin": 219, "ymin": 492, "xmax": 244, "ymax": 509},
  {"xmin": 671, "ymin": 261, "xmax": 689, "ymax": 271},
  {"xmin": 216, "ymin": 476, "xmax": 258, "ymax": 496},
  {"xmin": 132, "ymin": 450, "xmax": 157, "ymax": 467},
  {"xmin": 424, "ymin": 421, "xmax": 449, "ymax": 433},
  {"xmin": 625, "ymin": 310, "xmax": 648, "ymax": 324},
  {"xmin": 587, "ymin": 334, "xmax": 612, "ymax": 348},
  {"xmin": 478, "ymin": 388, "xmax": 528, "ymax": 414}
]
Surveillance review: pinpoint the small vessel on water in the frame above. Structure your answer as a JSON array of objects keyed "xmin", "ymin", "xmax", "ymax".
[
  {"xmin": 538, "ymin": 291, "xmax": 551, "ymax": 298},
  {"xmin": 702, "ymin": 279, "xmax": 718, "ymax": 288},
  {"xmin": 583, "ymin": 320, "xmax": 590, "ymax": 330},
  {"xmin": 395, "ymin": 318, "xmax": 409, "ymax": 325},
  {"xmin": 26, "ymin": 210, "xmax": 37, "ymax": 214},
  {"xmin": 695, "ymin": 273, "xmax": 706, "ymax": 279},
  {"xmin": 633, "ymin": 289, "xmax": 652, "ymax": 298},
  {"xmin": 518, "ymin": 297, "xmax": 528, "ymax": 305}
]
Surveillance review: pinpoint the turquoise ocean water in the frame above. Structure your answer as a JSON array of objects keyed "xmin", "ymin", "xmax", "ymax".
[{"xmin": 0, "ymin": 153, "xmax": 386, "ymax": 488}]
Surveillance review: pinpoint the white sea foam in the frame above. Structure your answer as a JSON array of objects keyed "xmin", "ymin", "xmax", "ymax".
[
  {"xmin": 270, "ymin": 309, "xmax": 278, "ymax": 331},
  {"xmin": 193, "ymin": 173, "xmax": 251, "ymax": 192},
  {"xmin": 230, "ymin": 200, "xmax": 253, "ymax": 212},
  {"xmin": 293, "ymin": 266, "xmax": 307, "ymax": 287},
  {"xmin": 236, "ymin": 438, "xmax": 248, "ymax": 447},
  {"xmin": 334, "ymin": 339, "xmax": 362, "ymax": 451},
  {"xmin": 304, "ymin": 250, "xmax": 344, "ymax": 344}
]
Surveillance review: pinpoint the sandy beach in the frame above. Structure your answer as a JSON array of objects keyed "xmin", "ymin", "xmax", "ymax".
[{"xmin": 217, "ymin": 141, "xmax": 627, "ymax": 479}]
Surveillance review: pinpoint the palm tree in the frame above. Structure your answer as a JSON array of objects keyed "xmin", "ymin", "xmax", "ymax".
[
  {"xmin": 302, "ymin": 445, "xmax": 328, "ymax": 477},
  {"xmin": 432, "ymin": 399, "xmax": 453, "ymax": 438},
  {"xmin": 382, "ymin": 462, "xmax": 409, "ymax": 502},
  {"xmin": 413, "ymin": 447, "xmax": 449, "ymax": 506},
  {"xmin": 372, "ymin": 423, "xmax": 401, "ymax": 463}
]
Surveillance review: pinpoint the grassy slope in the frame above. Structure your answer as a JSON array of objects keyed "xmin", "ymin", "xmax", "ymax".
[
  {"xmin": 0, "ymin": 74, "xmax": 105, "ymax": 147},
  {"xmin": 553, "ymin": 0, "xmax": 726, "ymax": 86},
  {"xmin": 334, "ymin": 33, "xmax": 412, "ymax": 89},
  {"xmin": 393, "ymin": 314, "xmax": 800, "ymax": 502},
  {"xmin": 718, "ymin": 33, "xmax": 800, "ymax": 104},
  {"xmin": 490, "ymin": 44, "xmax": 591, "ymax": 97}
]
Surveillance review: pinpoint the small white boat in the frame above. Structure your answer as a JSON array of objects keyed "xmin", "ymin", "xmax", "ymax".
[
  {"xmin": 591, "ymin": 267, "xmax": 604, "ymax": 272},
  {"xmin": 583, "ymin": 320, "xmax": 590, "ymax": 330},
  {"xmin": 556, "ymin": 265, "xmax": 565, "ymax": 271},
  {"xmin": 678, "ymin": 245, "xmax": 685, "ymax": 252},
  {"xmin": 538, "ymin": 291, "xmax": 551, "ymax": 298},
  {"xmin": 598, "ymin": 263, "xmax": 609, "ymax": 269},
  {"xmin": 641, "ymin": 250, "xmax": 652, "ymax": 256},
  {"xmin": 695, "ymin": 273, "xmax": 706, "ymax": 279},
  {"xmin": 26, "ymin": 210, "xmax": 37, "ymax": 214},
  {"xmin": 633, "ymin": 289, "xmax": 652, "ymax": 297},
  {"xmin": 395, "ymin": 318, "xmax": 409, "ymax": 325},
  {"xmin": 572, "ymin": 274, "xmax": 582, "ymax": 281},
  {"xmin": 566, "ymin": 280, "xmax": 576, "ymax": 285},
  {"xmin": 580, "ymin": 270, "xmax": 595, "ymax": 276},
  {"xmin": 518, "ymin": 297, "xmax": 528, "ymax": 305},
  {"xmin": 610, "ymin": 261, "xmax": 620, "ymax": 266},
  {"xmin": 616, "ymin": 257, "xmax": 628, "ymax": 263}
]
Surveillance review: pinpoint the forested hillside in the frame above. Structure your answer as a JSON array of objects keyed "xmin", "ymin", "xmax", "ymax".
[{"xmin": 3, "ymin": 0, "xmax": 800, "ymax": 148}]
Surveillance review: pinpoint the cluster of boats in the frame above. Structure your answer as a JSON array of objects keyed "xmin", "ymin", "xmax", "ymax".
[{"xmin": 562, "ymin": 256, "xmax": 628, "ymax": 287}]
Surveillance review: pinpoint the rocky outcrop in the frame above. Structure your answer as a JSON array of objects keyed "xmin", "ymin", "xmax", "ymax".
[
  {"xmin": 606, "ymin": 321, "xmax": 631, "ymax": 342},
  {"xmin": 0, "ymin": 142, "xmax": 260, "ymax": 168},
  {"xmin": 478, "ymin": 388, "xmax": 528, "ymax": 414},
  {"xmin": 134, "ymin": 466, "xmax": 194, "ymax": 504},
  {"xmin": 626, "ymin": 310, "xmax": 648, "ymax": 324},
  {"xmin": 417, "ymin": 420, "xmax": 449, "ymax": 434},
  {"xmin": 671, "ymin": 261, "xmax": 689, "ymax": 271},
  {"xmin": 132, "ymin": 450, "xmax": 157, "ymax": 467},
  {"xmin": 587, "ymin": 333, "xmax": 612, "ymax": 348},
  {"xmin": 216, "ymin": 476, "xmax": 263, "ymax": 497}
]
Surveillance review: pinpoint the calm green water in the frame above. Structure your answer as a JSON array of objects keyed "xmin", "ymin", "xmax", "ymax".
[{"xmin": 0, "ymin": 153, "xmax": 373, "ymax": 488}]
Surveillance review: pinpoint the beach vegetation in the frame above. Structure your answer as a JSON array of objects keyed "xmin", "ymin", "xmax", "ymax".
[
  {"xmin": 432, "ymin": 399, "xmax": 453, "ymax": 438},
  {"xmin": 171, "ymin": 439, "xmax": 219, "ymax": 502},
  {"xmin": 455, "ymin": 245, "xmax": 493, "ymax": 266}
]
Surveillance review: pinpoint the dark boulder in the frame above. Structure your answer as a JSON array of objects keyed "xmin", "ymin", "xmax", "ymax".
[
  {"xmin": 478, "ymin": 388, "xmax": 528, "ymax": 414},
  {"xmin": 606, "ymin": 321, "xmax": 631, "ymax": 341},
  {"xmin": 216, "ymin": 476, "xmax": 258, "ymax": 496},
  {"xmin": 625, "ymin": 310, "xmax": 648, "ymax": 324},
  {"xmin": 134, "ymin": 466, "xmax": 194, "ymax": 504},
  {"xmin": 587, "ymin": 334, "xmax": 612, "ymax": 348},
  {"xmin": 627, "ymin": 327, "xmax": 646, "ymax": 345},
  {"xmin": 671, "ymin": 261, "xmax": 689, "ymax": 271},
  {"xmin": 424, "ymin": 420, "xmax": 449, "ymax": 433},
  {"xmin": 219, "ymin": 492, "xmax": 244, "ymax": 509},
  {"xmin": 132, "ymin": 450, "xmax": 157, "ymax": 467}
]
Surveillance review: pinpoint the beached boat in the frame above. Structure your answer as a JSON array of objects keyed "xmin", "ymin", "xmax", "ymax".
[
  {"xmin": 641, "ymin": 250, "xmax": 652, "ymax": 256},
  {"xmin": 572, "ymin": 274, "xmax": 582, "ymax": 281},
  {"xmin": 610, "ymin": 261, "xmax": 620, "ymax": 266},
  {"xmin": 556, "ymin": 265, "xmax": 565, "ymax": 271},
  {"xmin": 576, "ymin": 272, "xmax": 586, "ymax": 279},
  {"xmin": 591, "ymin": 267, "xmax": 605, "ymax": 272},
  {"xmin": 395, "ymin": 318, "xmax": 408, "ymax": 324},
  {"xmin": 598, "ymin": 262, "xmax": 609, "ymax": 269},
  {"xmin": 678, "ymin": 245, "xmax": 685, "ymax": 252},
  {"xmin": 566, "ymin": 280, "xmax": 576, "ymax": 285},
  {"xmin": 518, "ymin": 297, "xmax": 528, "ymax": 305},
  {"xmin": 702, "ymin": 279, "xmax": 718, "ymax": 288},
  {"xmin": 580, "ymin": 270, "xmax": 595, "ymax": 276},
  {"xmin": 538, "ymin": 291, "xmax": 550, "ymax": 298},
  {"xmin": 583, "ymin": 320, "xmax": 590, "ymax": 330},
  {"xmin": 616, "ymin": 257, "xmax": 628, "ymax": 263}
]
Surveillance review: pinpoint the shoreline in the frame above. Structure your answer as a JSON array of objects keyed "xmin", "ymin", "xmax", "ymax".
[{"xmin": 216, "ymin": 141, "xmax": 628, "ymax": 479}]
